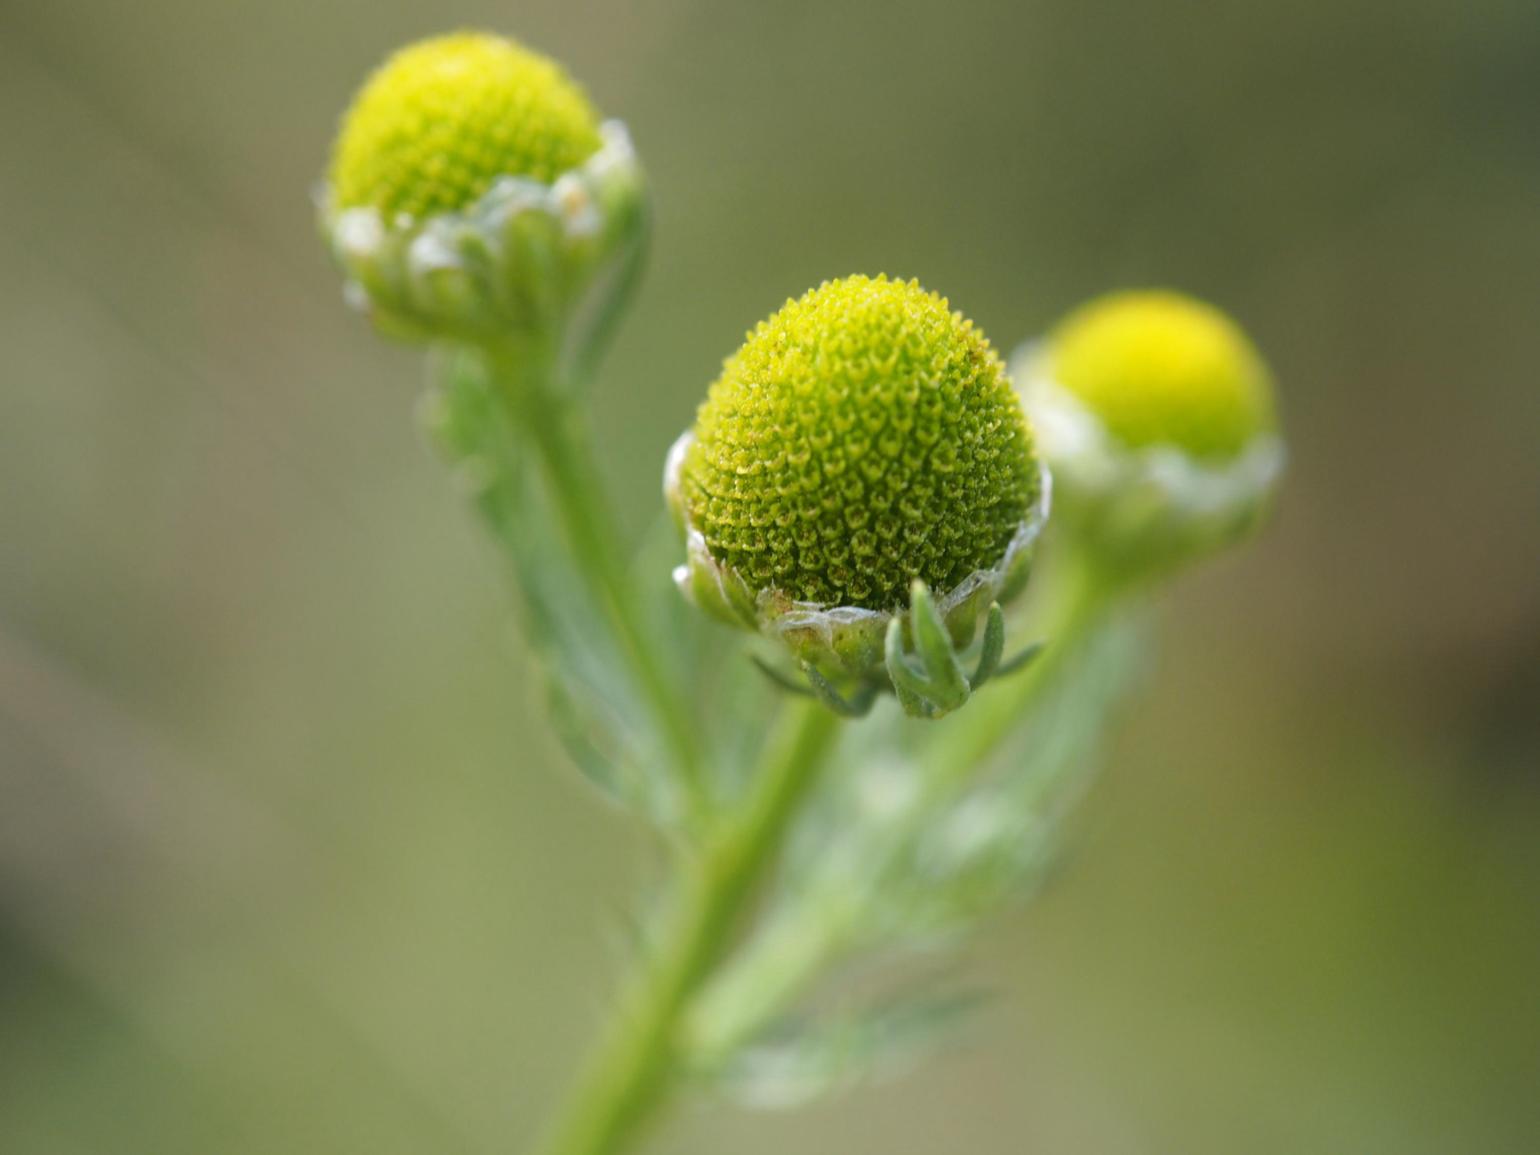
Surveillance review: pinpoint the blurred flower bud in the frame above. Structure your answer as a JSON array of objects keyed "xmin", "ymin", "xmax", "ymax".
[
  {"xmin": 319, "ymin": 31, "xmax": 647, "ymax": 362},
  {"xmin": 667, "ymin": 276, "xmax": 1047, "ymax": 715},
  {"xmin": 1015, "ymin": 290, "xmax": 1284, "ymax": 581}
]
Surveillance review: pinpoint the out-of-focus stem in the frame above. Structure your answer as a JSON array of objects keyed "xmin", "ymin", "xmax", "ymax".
[{"xmin": 533, "ymin": 700, "xmax": 840, "ymax": 1155}]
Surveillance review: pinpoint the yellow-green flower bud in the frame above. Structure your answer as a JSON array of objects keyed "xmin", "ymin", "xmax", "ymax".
[
  {"xmin": 1049, "ymin": 291, "xmax": 1275, "ymax": 460},
  {"xmin": 667, "ymin": 275, "xmax": 1047, "ymax": 696},
  {"xmin": 329, "ymin": 32, "xmax": 603, "ymax": 222},
  {"xmin": 1016, "ymin": 289, "xmax": 1284, "ymax": 581},
  {"xmin": 319, "ymin": 31, "xmax": 647, "ymax": 359}
]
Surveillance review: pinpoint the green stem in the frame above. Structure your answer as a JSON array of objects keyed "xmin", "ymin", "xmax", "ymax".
[
  {"xmin": 497, "ymin": 348, "xmax": 710, "ymax": 824},
  {"xmin": 688, "ymin": 553, "xmax": 1114, "ymax": 1061},
  {"xmin": 534, "ymin": 701, "xmax": 840, "ymax": 1155}
]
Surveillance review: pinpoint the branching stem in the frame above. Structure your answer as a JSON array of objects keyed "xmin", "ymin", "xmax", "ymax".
[{"xmin": 686, "ymin": 554, "xmax": 1115, "ymax": 1063}]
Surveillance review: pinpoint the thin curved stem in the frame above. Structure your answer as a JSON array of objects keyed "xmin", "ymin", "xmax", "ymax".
[
  {"xmin": 497, "ymin": 348, "xmax": 710, "ymax": 826},
  {"xmin": 533, "ymin": 700, "xmax": 840, "ymax": 1155}
]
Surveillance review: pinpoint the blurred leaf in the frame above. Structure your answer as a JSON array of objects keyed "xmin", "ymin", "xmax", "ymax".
[
  {"xmin": 706, "ymin": 985, "xmax": 988, "ymax": 1112},
  {"xmin": 426, "ymin": 349, "xmax": 679, "ymax": 825}
]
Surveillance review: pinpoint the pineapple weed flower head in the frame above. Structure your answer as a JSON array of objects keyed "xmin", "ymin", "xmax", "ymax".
[
  {"xmin": 320, "ymin": 31, "xmax": 646, "ymax": 356},
  {"xmin": 668, "ymin": 276, "xmax": 1049, "ymax": 710},
  {"xmin": 329, "ymin": 32, "xmax": 604, "ymax": 220},
  {"xmin": 1016, "ymin": 289, "xmax": 1284, "ymax": 582}
]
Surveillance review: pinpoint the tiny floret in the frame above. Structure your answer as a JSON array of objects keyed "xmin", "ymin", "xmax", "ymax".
[
  {"xmin": 681, "ymin": 275, "xmax": 1040, "ymax": 611},
  {"xmin": 329, "ymin": 31, "xmax": 604, "ymax": 221},
  {"xmin": 1048, "ymin": 290, "xmax": 1275, "ymax": 461}
]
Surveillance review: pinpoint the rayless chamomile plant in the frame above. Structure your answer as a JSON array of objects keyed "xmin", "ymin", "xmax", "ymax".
[{"xmin": 320, "ymin": 30, "xmax": 1285, "ymax": 1155}]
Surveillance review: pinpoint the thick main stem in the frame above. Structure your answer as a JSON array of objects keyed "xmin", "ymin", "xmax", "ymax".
[{"xmin": 534, "ymin": 701, "xmax": 839, "ymax": 1155}]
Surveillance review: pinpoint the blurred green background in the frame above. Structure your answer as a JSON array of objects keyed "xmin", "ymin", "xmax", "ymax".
[{"xmin": 2, "ymin": 1, "xmax": 1538, "ymax": 1152}]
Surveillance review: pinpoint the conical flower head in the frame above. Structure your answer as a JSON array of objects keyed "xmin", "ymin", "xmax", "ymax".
[
  {"xmin": 319, "ymin": 32, "xmax": 646, "ymax": 355},
  {"xmin": 1018, "ymin": 289, "xmax": 1284, "ymax": 583},
  {"xmin": 329, "ymin": 31, "xmax": 603, "ymax": 222},
  {"xmin": 680, "ymin": 275, "xmax": 1041, "ymax": 612},
  {"xmin": 1048, "ymin": 290, "xmax": 1276, "ymax": 461}
]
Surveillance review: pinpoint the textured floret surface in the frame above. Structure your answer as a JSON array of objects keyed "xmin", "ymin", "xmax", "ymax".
[
  {"xmin": 329, "ymin": 31, "xmax": 603, "ymax": 221},
  {"xmin": 683, "ymin": 275, "xmax": 1039, "ymax": 610}
]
